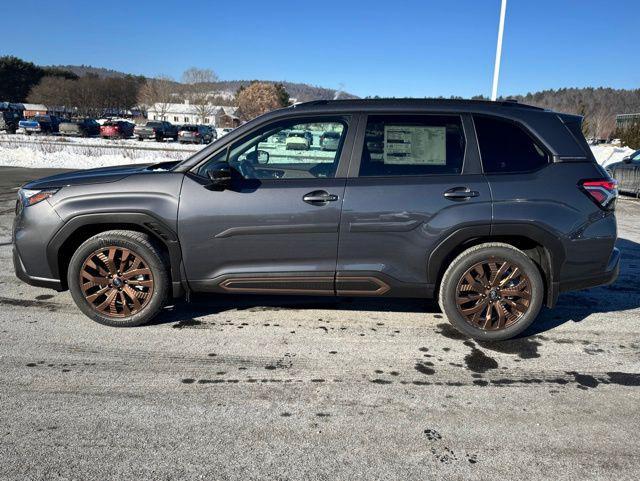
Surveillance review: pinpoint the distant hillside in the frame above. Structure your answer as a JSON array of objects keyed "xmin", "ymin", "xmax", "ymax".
[
  {"xmin": 49, "ymin": 64, "xmax": 139, "ymax": 79},
  {"xmin": 507, "ymin": 87, "xmax": 640, "ymax": 137},
  {"xmin": 48, "ymin": 64, "xmax": 357, "ymax": 102}
]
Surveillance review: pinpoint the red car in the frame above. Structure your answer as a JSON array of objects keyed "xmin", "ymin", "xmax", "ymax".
[{"xmin": 100, "ymin": 120, "xmax": 134, "ymax": 139}]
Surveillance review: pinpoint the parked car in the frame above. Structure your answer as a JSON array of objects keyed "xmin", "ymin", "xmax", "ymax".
[
  {"xmin": 178, "ymin": 124, "xmax": 216, "ymax": 144},
  {"xmin": 303, "ymin": 130, "xmax": 314, "ymax": 146},
  {"xmin": 272, "ymin": 130, "xmax": 289, "ymax": 143},
  {"xmin": 59, "ymin": 118, "xmax": 101, "ymax": 137},
  {"xmin": 0, "ymin": 109, "xmax": 22, "ymax": 134},
  {"xmin": 134, "ymin": 121, "xmax": 178, "ymax": 142},
  {"xmin": 100, "ymin": 120, "xmax": 135, "ymax": 139},
  {"xmin": 608, "ymin": 149, "xmax": 640, "ymax": 195},
  {"xmin": 220, "ymin": 128, "xmax": 234, "ymax": 136},
  {"xmin": 320, "ymin": 131, "xmax": 341, "ymax": 151},
  {"xmin": 285, "ymin": 130, "xmax": 310, "ymax": 150},
  {"xmin": 18, "ymin": 115, "xmax": 60, "ymax": 134},
  {"xmin": 12, "ymin": 99, "xmax": 619, "ymax": 341}
]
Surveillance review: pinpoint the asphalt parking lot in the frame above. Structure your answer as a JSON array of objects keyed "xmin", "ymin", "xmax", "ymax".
[{"xmin": 0, "ymin": 167, "xmax": 639, "ymax": 480}]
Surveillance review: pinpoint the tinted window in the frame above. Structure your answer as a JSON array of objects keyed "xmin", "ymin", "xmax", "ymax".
[
  {"xmin": 198, "ymin": 118, "xmax": 347, "ymax": 180},
  {"xmin": 474, "ymin": 116, "xmax": 549, "ymax": 173},
  {"xmin": 359, "ymin": 115, "xmax": 465, "ymax": 177}
]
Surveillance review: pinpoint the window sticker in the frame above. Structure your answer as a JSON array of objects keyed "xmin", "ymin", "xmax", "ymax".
[{"xmin": 383, "ymin": 125, "xmax": 446, "ymax": 165}]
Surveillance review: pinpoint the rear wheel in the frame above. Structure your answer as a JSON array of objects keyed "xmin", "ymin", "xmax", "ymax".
[
  {"xmin": 438, "ymin": 243, "xmax": 543, "ymax": 341},
  {"xmin": 68, "ymin": 230, "xmax": 169, "ymax": 327}
]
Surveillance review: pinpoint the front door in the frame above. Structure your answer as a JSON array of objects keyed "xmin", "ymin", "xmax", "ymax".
[
  {"xmin": 337, "ymin": 113, "xmax": 492, "ymax": 297},
  {"xmin": 178, "ymin": 116, "xmax": 354, "ymax": 295}
]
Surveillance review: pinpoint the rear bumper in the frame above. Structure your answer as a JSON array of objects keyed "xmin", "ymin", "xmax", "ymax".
[
  {"xmin": 559, "ymin": 247, "xmax": 620, "ymax": 292},
  {"xmin": 136, "ymin": 131, "xmax": 156, "ymax": 139},
  {"xmin": 13, "ymin": 245, "xmax": 62, "ymax": 291}
]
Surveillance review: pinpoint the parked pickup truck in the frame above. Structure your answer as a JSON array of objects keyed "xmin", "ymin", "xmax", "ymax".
[
  {"xmin": 134, "ymin": 121, "xmax": 179, "ymax": 142},
  {"xmin": 59, "ymin": 118, "xmax": 101, "ymax": 137},
  {"xmin": 18, "ymin": 115, "xmax": 60, "ymax": 134},
  {"xmin": 0, "ymin": 110, "xmax": 22, "ymax": 134}
]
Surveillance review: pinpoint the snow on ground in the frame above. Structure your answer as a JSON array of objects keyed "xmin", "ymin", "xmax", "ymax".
[
  {"xmin": 590, "ymin": 144, "xmax": 635, "ymax": 168},
  {"xmin": 0, "ymin": 133, "xmax": 635, "ymax": 170},
  {"xmin": 0, "ymin": 134, "xmax": 199, "ymax": 169}
]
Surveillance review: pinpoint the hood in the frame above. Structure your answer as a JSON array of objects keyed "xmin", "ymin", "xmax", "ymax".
[{"xmin": 21, "ymin": 162, "xmax": 179, "ymax": 189}]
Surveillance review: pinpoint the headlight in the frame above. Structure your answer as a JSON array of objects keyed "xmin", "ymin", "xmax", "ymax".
[{"xmin": 19, "ymin": 188, "xmax": 59, "ymax": 207}]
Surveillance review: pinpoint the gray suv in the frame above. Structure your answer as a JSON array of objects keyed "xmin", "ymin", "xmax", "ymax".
[{"xmin": 12, "ymin": 99, "xmax": 620, "ymax": 340}]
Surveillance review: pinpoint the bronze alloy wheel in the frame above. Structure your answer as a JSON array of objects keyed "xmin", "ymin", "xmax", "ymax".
[
  {"xmin": 455, "ymin": 257, "xmax": 532, "ymax": 331},
  {"xmin": 79, "ymin": 246, "xmax": 154, "ymax": 318}
]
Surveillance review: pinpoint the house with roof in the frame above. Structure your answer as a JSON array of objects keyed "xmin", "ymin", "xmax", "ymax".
[{"xmin": 147, "ymin": 101, "xmax": 240, "ymax": 127}]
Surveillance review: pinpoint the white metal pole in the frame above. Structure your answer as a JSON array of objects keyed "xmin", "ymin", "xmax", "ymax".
[{"xmin": 491, "ymin": 0, "xmax": 508, "ymax": 101}]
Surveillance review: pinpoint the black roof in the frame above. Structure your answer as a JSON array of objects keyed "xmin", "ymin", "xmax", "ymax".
[{"xmin": 289, "ymin": 98, "xmax": 546, "ymax": 113}]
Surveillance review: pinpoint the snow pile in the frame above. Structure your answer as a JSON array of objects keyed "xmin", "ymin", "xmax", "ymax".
[
  {"xmin": 590, "ymin": 145, "xmax": 635, "ymax": 168},
  {"xmin": 0, "ymin": 136, "xmax": 197, "ymax": 169}
]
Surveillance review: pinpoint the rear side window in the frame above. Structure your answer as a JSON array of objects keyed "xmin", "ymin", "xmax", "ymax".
[
  {"xmin": 474, "ymin": 116, "xmax": 549, "ymax": 173},
  {"xmin": 359, "ymin": 115, "xmax": 465, "ymax": 177}
]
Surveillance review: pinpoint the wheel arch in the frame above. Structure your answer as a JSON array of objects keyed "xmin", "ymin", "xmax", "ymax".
[
  {"xmin": 428, "ymin": 224, "xmax": 565, "ymax": 308},
  {"xmin": 47, "ymin": 212, "xmax": 185, "ymax": 297}
]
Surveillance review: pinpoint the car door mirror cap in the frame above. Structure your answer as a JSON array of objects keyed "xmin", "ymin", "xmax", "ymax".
[
  {"xmin": 206, "ymin": 162, "xmax": 233, "ymax": 191},
  {"xmin": 623, "ymin": 156, "xmax": 631, "ymax": 163}
]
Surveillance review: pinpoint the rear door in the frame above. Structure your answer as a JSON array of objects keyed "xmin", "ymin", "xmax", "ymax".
[
  {"xmin": 337, "ymin": 113, "xmax": 492, "ymax": 297},
  {"xmin": 178, "ymin": 115, "xmax": 355, "ymax": 294}
]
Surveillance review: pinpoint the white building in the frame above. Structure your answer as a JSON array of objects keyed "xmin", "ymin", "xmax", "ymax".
[{"xmin": 146, "ymin": 101, "xmax": 239, "ymax": 127}]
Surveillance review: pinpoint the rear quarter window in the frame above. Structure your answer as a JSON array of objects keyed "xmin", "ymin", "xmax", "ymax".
[{"xmin": 474, "ymin": 115, "xmax": 550, "ymax": 174}]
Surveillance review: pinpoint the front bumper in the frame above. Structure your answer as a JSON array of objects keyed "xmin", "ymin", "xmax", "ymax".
[
  {"xmin": 13, "ymin": 245, "xmax": 62, "ymax": 290},
  {"xmin": 559, "ymin": 247, "xmax": 620, "ymax": 292}
]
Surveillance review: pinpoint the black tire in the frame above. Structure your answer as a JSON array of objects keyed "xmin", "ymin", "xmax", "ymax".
[
  {"xmin": 438, "ymin": 242, "xmax": 543, "ymax": 341},
  {"xmin": 67, "ymin": 230, "xmax": 170, "ymax": 327}
]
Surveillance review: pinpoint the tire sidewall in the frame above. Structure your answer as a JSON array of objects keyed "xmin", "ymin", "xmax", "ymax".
[
  {"xmin": 67, "ymin": 233, "xmax": 168, "ymax": 327},
  {"xmin": 439, "ymin": 245, "xmax": 544, "ymax": 341}
]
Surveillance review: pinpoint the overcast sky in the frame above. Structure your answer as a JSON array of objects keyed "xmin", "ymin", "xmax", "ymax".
[{"xmin": 3, "ymin": 0, "xmax": 638, "ymax": 97}]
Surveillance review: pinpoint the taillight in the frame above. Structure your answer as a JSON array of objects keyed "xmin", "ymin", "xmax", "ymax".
[{"xmin": 579, "ymin": 179, "xmax": 618, "ymax": 210}]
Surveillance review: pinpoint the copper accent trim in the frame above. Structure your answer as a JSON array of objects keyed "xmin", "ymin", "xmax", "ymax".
[
  {"xmin": 79, "ymin": 246, "xmax": 154, "ymax": 318},
  {"xmin": 336, "ymin": 276, "xmax": 391, "ymax": 296},
  {"xmin": 455, "ymin": 257, "xmax": 532, "ymax": 331},
  {"xmin": 219, "ymin": 276, "xmax": 334, "ymax": 295},
  {"xmin": 218, "ymin": 275, "xmax": 392, "ymax": 296}
]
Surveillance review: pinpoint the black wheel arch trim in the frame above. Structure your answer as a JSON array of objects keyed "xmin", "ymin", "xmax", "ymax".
[
  {"xmin": 427, "ymin": 223, "xmax": 566, "ymax": 308},
  {"xmin": 46, "ymin": 212, "xmax": 185, "ymax": 296}
]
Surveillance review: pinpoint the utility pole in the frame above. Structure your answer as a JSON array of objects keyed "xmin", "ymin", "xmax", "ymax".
[{"xmin": 491, "ymin": 0, "xmax": 508, "ymax": 101}]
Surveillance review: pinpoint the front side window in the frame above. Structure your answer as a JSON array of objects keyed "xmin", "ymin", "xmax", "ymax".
[
  {"xmin": 474, "ymin": 115, "xmax": 549, "ymax": 174},
  {"xmin": 199, "ymin": 118, "xmax": 347, "ymax": 180},
  {"xmin": 359, "ymin": 115, "xmax": 465, "ymax": 177}
]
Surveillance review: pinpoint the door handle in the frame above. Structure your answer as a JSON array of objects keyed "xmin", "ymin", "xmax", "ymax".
[
  {"xmin": 443, "ymin": 187, "xmax": 480, "ymax": 200},
  {"xmin": 303, "ymin": 190, "xmax": 339, "ymax": 204}
]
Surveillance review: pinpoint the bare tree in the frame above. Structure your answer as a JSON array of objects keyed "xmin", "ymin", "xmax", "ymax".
[
  {"xmin": 591, "ymin": 106, "xmax": 616, "ymax": 139},
  {"xmin": 137, "ymin": 75, "xmax": 174, "ymax": 120},
  {"xmin": 181, "ymin": 68, "xmax": 218, "ymax": 124}
]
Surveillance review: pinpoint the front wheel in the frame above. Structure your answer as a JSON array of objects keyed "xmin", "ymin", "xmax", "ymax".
[
  {"xmin": 68, "ymin": 230, "xmax": 169, "ymax": 327},
  {"xmin": 438, "ymin": 242, "xmax": 543, "ymax": 341}
]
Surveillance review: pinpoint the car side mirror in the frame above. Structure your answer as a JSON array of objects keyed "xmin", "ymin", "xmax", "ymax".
[
  {"xmin": 245, "ymin": 149, "xmax": 270, "ymax": 165},
  {"xmin": 257, "ymin": 150, "xmax": 269, "ymax": 164},
  {"xmin": 206, "ymin": 162, "xmax": 232, "ymax": 191},
  {"xmin": 623, "ymin": 156, "xmax": 631, "ymax": 164}
]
